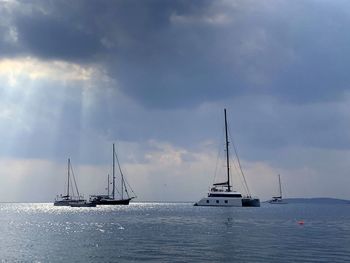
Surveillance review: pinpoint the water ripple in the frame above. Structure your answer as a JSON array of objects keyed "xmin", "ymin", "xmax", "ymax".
[{"xmin": 0, "ymin": 203, "xmax": 348, "ymax": 262}]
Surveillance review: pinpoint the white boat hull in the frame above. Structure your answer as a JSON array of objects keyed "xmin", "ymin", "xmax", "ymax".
[
  {"xmin": 54, "ymin": 199, "xmax": 90, "ymax": 207},
  {"xmin": 195, "ymin": 196, "xmax": 242, "ymax": 207}
]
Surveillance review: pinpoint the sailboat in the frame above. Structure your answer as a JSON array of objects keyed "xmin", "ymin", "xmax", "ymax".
[
  {"xmin": 90, "ymin": 143, "xmax": 136, "ymax": 205},
  {"xmin": 54, "ymin": 158, "xmax": 96, "ymax": 207},
  {"xmin": 194, "ymin": 109, "xmax": 244, "ymax": 207},
  {"xmin": 269, "ymin": 174, "xmax": 287, "ymax": 204}
]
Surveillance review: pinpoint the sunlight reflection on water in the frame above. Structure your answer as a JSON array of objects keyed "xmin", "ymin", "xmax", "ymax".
[{"xmin": 0, "ymin": 202, "xmax": 349, "ymax": 262}]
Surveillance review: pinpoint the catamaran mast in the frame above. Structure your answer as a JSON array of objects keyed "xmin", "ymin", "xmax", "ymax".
[
  {"xmin": 112, "ymin": 144, "xmax": 115, "ymax": 199},
  {"xmin": 224, "ymin": 109, "xmax": 231, "ymax": 192}
]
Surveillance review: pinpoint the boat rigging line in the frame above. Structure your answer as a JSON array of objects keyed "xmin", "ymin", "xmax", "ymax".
[{"xmin": 228, "ymin": 124, "xmax": 251, "ymax": 197}]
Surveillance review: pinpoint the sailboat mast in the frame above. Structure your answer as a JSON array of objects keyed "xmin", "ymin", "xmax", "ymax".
[
  {"xmin": 107, "ymin": 174, "xmax": 110, "ymax": 196},
  {"xmin": 224, "ymin": 109, "xmax": 231, "ymax": 192},
  {"xmin": 278, "ymin": 174, "xmax": 282, "ymax": 198},
  {"xmin": 67, "ymin": 158, "xmax": 70, "ymax": 197},
  {"xmin": 121, "ymin": 171, "xmax": 124, "ymax": 200},
  {"xmin": 112, "ymin": 144, "xmax": 115, "ymax": 199},
  {"xmin": 114, "ymin": 144, "xmax": 129, "ymax": 200}
]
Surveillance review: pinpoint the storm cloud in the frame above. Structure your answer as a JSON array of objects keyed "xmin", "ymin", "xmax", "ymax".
[{"xmin": 1, "ymin": 0, "xmax": 349, "ymax": 107}]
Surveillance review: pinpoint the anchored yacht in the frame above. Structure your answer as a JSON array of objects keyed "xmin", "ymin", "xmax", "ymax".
[
  {"xmin": 54, "ymin": 158, "xmax": 95, "ymax": 207},
  {"xmin": 194, "ymin": 187, "xmax": 243, "ymax": 207},
  {"xmin": 90, "ymin": 143, "xmax": 136, "ymax": 205},
  {"xmin": 194, "ymin": 109, "xmax": 260, "ymax": 207},
  {"xmin": 195, "ymin": 109, "xmax": 243, "ymax": 207},
  {"xmin": 269, "ymin": 174, "xmax": 287, "ymax": 204}
]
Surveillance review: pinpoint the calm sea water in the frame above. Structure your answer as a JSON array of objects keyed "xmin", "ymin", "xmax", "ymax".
[{"xmin": 0, "ymin": 202, "xmax": 349, "ymax": 262}]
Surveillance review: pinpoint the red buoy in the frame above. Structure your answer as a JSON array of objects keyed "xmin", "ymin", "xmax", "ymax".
[{"xmin": 298, "ymin": 220, "xmax": 304, "ymax": 225}]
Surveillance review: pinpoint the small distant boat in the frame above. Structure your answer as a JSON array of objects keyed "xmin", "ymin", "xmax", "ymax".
[
  {"xmin": 269, "ymin": 174, "xmax": 287, "ymax": 204},
  {"xmin": 195, "ymin": 109, "xmax": 259, "ymax": 207},
  {"xmin": 54, "ymin": 158, "xmax": 95, "ymax": 207},
  {"xmin": 90, "ymin": 143, "xmax": 136, "ymax": 205}
]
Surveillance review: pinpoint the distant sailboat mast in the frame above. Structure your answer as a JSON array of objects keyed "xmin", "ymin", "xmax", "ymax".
[
  {"xmin": 224, "ymin": 109, "xmax": 231, "ymax": 192},
  {"xmin": 67, "ymin": 158, "xmax": 70, "ymax": 198},
  {"xmin": 120, "ymin": 153, "xmax": 124, "ymax": 200},
  {"xmin": 70, "ymin": 158, "xmax": 80, "ymax": 198},
  {"xmin": 111, "ymin": 142, "xmax": 130, "ymax": 200},
  {"xmin": 67, "ymin": 158, "xmax": 80, "ymax": 198},
  {"xmin": 114, "ymin": 145, "xmax": 129, "ymax": 199},
  {"xmin": 107, "ymin": 174, "xmax": 110, "ymax": 197},
  {"xmin": 278, "ymin": 174, "xmax": 282, "ymax": 198},
  {"xmin": 112, "ymin": 144, "xmax": 116, "ymax": 199}
]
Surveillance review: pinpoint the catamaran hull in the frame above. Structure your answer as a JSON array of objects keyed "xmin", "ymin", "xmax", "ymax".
[
  {"xmin": 242, "ymin": 197, "xmax": 261, "ymax": 207},
  {"xmin": 194, "ymin": 197, "xmax": 242, "ymax": 207}
]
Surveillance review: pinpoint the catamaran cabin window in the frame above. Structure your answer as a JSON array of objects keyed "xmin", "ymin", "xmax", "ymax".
[
  {"xmin": 206, "ymin": 200, "xmax": 209, "ymax": 203},
  {"xmin": 225, "ymin": 200, "xmax": 228, "ymax": 203},
  {"xmin": 216, "ymin": 200, "xmax": 219, "ymax": 204}
]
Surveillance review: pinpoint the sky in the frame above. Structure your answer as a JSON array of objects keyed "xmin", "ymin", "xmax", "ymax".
[{"xmin": 0, "ymin": 0, "xmax": 350, "ymax": 202}]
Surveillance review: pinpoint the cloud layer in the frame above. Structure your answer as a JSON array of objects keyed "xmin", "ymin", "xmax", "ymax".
[{"xmin": 2, "ymin": 0, "xmax": 350, "ymax": 107}]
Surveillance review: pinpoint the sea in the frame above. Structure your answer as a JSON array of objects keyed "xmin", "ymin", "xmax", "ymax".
[{"xmin": 0, "ymin": 202, "xmax": 349, "ymax": 262}]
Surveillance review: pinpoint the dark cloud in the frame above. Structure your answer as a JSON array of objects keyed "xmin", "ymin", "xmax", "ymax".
[
  {"xmin": 15, "ymin": 13, "xmax": 102, "ymax": 61},
  {"xmin": 2, "ymin": 0, "xmax": 350, "ymax": 108}
]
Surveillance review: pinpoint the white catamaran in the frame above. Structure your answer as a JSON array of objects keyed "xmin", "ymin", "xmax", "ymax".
[
  {"xmin": 195, "ymin": 109, "xmax": 260, "ymax": 207},
  {"xmin": 269, "ymin": 174, "xmax": 287, "ymax": 204},
  {"xmin": 54, "ymin": 158, "xmax": 95, "ymax": 207},
  {"xmin": 90, "ymin": 143, "xmax": 136, "ymax": 205}
]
